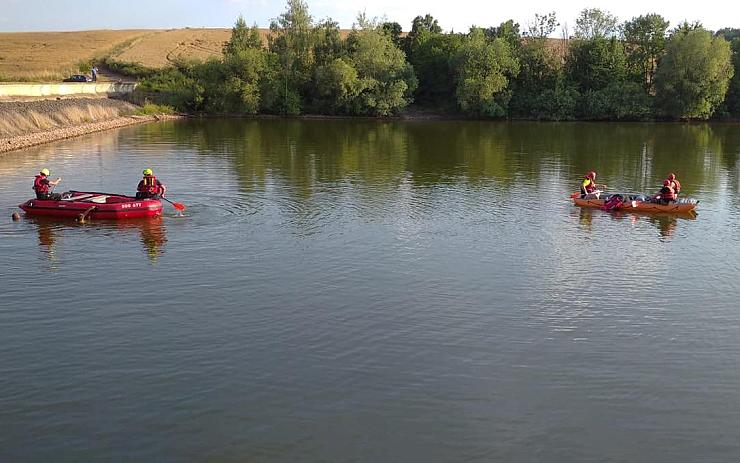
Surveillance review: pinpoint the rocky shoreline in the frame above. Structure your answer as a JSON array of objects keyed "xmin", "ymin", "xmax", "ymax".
[
  {"xmin": 0, "ymin": 97, "xmax": 182, "ymax": 155},
  {"xmin": 0, "ymin": 114, "xmax": 181, "ymax": 155}
]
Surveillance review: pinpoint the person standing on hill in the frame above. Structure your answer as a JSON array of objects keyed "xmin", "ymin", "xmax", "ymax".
[
  {"xmin": 33, "ymin": 168, "xmax": 62, "ymax": 200},
  {"xmin": 136, "ymin": 168, "xmax": 166, "ymax": 199},
  {"xmin": 91, "ymin": 66, "xmax": 98, "ymax": 82}
]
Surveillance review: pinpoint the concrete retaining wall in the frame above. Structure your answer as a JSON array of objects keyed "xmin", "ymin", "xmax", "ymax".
[{"xmin": 0, "ymin": 82, "xmax": 136, "ymax": 98}]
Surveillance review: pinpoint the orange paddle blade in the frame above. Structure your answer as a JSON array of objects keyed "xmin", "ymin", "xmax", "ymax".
[{"xmin": 172, "ymin": 202, "xmax": 186, "ymax": 211}]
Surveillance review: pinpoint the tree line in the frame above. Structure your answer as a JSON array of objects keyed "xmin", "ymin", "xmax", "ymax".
[{"xmin": 133, "ymin": 0, "xmax": 740, "ymax": 120}]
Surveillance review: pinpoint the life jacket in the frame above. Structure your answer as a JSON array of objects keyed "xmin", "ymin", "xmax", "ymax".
[
  {"xmin": 660, "ymin": 185, "xmax": 675, "ymax": 201},
  {"xmin": 582, "ymin": 178, "xmax": 596, "ymax": 194},
  {"xmin": 33, "ymin": 175, "xmax": 49, "ymax": 195},
  {"xmin": 602, "ymin": 194, "xmax": 624, "ymax": 212},
  {"xmin": 138, "ymin": 175, "xmax": 159, "ymax": 195},
  {"xmin": 669, "ymin": 179, "xmax": 681, "ymax": 194}
]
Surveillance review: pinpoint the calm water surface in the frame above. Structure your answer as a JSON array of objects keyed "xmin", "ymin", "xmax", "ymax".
[{"xmin": 1, "ymin": 119, "xmax": 740, "ymax": 462}]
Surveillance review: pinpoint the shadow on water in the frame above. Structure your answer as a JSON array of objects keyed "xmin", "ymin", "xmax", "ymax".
[{"xmin": 26, "ymin": 216, "xmax": 168, "ymax": 265}]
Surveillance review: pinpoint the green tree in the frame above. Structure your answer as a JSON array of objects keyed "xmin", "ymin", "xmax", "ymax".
[
  {"xmin": 716, "ymin": 29, "xmax": 740, "ymax": 117},
  {"xmin": 487, "ymin": 19, "xmax": 522, "ymax": 50},
  {"xmin": 405, "ymin": 14, "xmax": 443, "ymax": 56},
  {"xmin": 346, "ymin": 18, "xmax": 418, "ymax": 116},
  {"xmin": 314, "ymin": 58, "xmax": 361, "ymax": 113},
  {"xmin": 454, "ymin": 28, "xmax": 520, "ymax": 117},
  {"xmin": 381, "ymin": 21, "xmax": 404, "ymax": 49},
  {"xmin": 567, "ymin": 36, "xmax": 627, "ymax": 92},
  {"xmin": 408, "ymin": 32, "xmax": 464, "ymax": 106},
  {"xmin": 268, "ymin": 0, "xmax": 316, "ymax": 114},
  {"xmin": 574, "ymin": 8, "xmax": 618, "ymax": 39},
  {"xmin": 622, "ymin": 14, "xmax": 669, "ymax": 91},
  {"xmin": 654, "ymin": 27, "xmax": 734, "ymax": 119},
  {"xmin": 510, "ymin": 14, "xmax": 576, "ymax": 120},
  {"xmin": 223, "ymin": 15, "xmax": 263, "ymax": 55}
]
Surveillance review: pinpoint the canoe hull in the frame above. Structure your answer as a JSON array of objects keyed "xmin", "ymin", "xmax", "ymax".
[
  {"xmin": 573, "ymin": 197, "xmax": 697, "ymax": 214},
  {"xmin": 19, "ymin": 191, "xmax": 163, "ymax": 220}
]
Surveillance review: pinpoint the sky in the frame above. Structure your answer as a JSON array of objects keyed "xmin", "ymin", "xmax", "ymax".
[{"xmin": 0, "ymin": 0, "xmax": 737, "ymax": 34}]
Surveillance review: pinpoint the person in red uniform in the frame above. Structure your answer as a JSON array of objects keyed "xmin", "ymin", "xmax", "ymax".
[
  {"xmin": 580, "ymin": 171, "xmax": 607, "ymax": 198},
  {"xmin": 653, "ymin": 180, "xmax": 676, "ymax": 204},
  {"xmin": 667, "ymin": 173, "xmax": 681, "ymax": 198},
  {"xmin": 136, "ymin": 168, "xmax": 166, "ymax": 199},
  {"xmin": 33, "ymin": 168, "xmax": 62, "ymax": 200}
]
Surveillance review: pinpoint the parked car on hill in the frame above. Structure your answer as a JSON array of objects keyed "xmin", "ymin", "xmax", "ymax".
[{"xmin": 63, "ymin": 74, "xmax": 91, "ymax": 82}]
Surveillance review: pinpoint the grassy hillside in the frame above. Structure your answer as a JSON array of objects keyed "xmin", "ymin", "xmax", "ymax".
[
  {"xmin": 109, "ymin": 28, "xmax": 232, "ymax": 68},
  {"xmin": 0, "ymin": 30, "xmax": 152, "ymax": 81},
  {"xmin": 0, "ymin": 28, "xmax": 359, "ymax": 82}
]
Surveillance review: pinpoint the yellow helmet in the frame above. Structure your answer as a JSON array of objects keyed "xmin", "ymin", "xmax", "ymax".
[
  {"xmin": 40, "ymin": 168, "xmax": 50, "ymax": 176},
  {"xmin": 143, "ymin": 168, "xmax": 153, "ymax": 176}
]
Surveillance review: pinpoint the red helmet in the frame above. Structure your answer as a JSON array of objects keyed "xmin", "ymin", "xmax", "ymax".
[
  {"xmin": 586, "ymin": 171, "xmax": 596, "ymax": 180},
  {"xmin": 663, "ymin": 180, "xmax": 671, "ymax": 186},
  {"xmin": 667, "ymin": 173, "xmax": 676, "ymax": 181}
]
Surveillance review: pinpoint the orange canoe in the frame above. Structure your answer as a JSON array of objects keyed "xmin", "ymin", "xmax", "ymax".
[{"xmin": 572, "ymin": 194, "xmax": 698, "ymax": 214}]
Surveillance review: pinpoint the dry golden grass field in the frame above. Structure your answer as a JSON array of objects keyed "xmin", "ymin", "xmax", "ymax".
[
  {"xmin": 110, "ymin": 28, "xmax": 232, "ymax": 68},
  {"xmin": 0, "ymin": 30, "xmax": 151, "ymax": 81},
  {"xmin": 0, "ymin": 28, "xmax": 366, "ymax": 82},
  {"xmin": 0, "ymin": 28, "xmax": 280, "ymax": 82}
]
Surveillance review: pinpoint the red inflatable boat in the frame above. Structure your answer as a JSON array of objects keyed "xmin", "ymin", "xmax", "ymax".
[{"xmin": 19, "ymin": 191, "xmax": 163, "ymax": 220}]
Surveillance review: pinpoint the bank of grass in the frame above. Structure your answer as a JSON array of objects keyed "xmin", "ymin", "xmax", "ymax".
[{"xmin": 134, "ymin": 103, "xmax": 175, "ymax": 116}]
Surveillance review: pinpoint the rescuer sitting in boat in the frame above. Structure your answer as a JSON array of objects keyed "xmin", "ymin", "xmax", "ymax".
[
  {"xmin": 653, "ymin": 180, "xmax": 676, "ymax": 205},
  {"xmin": 666, "ymin": 173, "xmax": 681, "ymax": 198},
  {"xmin": 136, "ymin": 168, "xmax": 167, "ymax": 199},
  {"xmin": 33, "ymin": 168, "xmax": 63, "ymax": 200},
  {"xmin": 580, "ymin": 171, "xmax": 607, "ymax": 198}
]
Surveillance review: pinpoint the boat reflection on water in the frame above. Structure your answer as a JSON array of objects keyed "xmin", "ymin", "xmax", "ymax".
[
  {"xmin": 573, "ymin": 206, "xmax": 696, "ymax": 239},
  {"xmin": 27, "ymin": 216, "xmax": 168, "ymax": 264}
]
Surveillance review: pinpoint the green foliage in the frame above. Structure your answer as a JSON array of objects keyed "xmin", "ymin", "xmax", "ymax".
[
  {"xmin": 574, "ymin": 8, "xmax": 619, "ymax": 39},
  {"xmin": 487, "ymin": 20, "xmax": 522, "ymax": 50},
  {"xmin": 137, "ymin": 63, "xmax": 203, "ymax": 111},
  {"xmin": 716, "ymin": 32, "xmax": 740, "ymax": 117},
  {"xmin": 408, "ymin": 32, "xmax": 464, "ymax": 105},
  {"xmin": 454, "ymin": 28, "xmax": 520, "ymax": 117},
  {"xmin": 510, "ymin": 84, "xmax": 579, "ymax": 120},
  {"xmin": 223, "ymin": 16, "xmax": 262, "ymax": 55},
  {"xmin": 567, "ymin": 37, "xmax": 627, "ymax": 92},
  {"xmin": 381, "ymin": 22, "xmax": 404, "ymax": 49},
  {"xmin": 405, "ymin": 14, "xmax": 443, "ymax": 56},
  {"xmin": 654, "ymin": 28, "xmax": 734, "ymax": 119},
  {"xmin": 622, "ymin": 14, "xmax": 669, "ymax": 91},
  {"xmin": 314, "ymin": 58, "xmax": 361, "ymax": 113},
  {"xmin": 579, "ymin": 81, "xmax": 653, "ymax": 120},
  {"xmin": 134, "ymin": 103, "xmax": 175, "ymax": 115},
  {"xmin": 104, "ymin": 59, "xmax": 157, "ymax": 78},
  {"xmin": 346, "ymin": 23, "xmax": 418, "ymax": 116}
]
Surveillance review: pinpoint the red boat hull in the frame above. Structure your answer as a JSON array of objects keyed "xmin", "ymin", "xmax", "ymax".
[{"xmin": 20, "ymin": 191, "xmax": 163, "ymax": 220}]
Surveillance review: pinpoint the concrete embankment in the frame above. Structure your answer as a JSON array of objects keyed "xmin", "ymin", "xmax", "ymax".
[{"xmin": 0, "ymin": 97, "xmax": 180, "ymax": 155}]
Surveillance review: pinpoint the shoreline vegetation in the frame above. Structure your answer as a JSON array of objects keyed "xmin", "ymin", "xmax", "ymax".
[{"xmin": 123, "ymin": 0, "xmax": 739, "ymax": 122}]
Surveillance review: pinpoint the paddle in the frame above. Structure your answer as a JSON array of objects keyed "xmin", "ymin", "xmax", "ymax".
[{"xmin": 161, "ymin": 197, "xmax": 186, "ymax": 211}]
